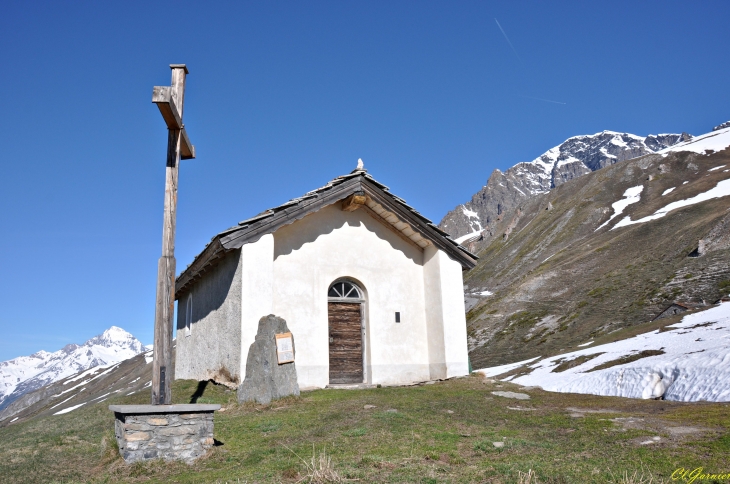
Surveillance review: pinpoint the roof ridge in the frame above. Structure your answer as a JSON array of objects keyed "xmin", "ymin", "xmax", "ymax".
[{"xmin": 175, "ymin": 170, "xmax": 478, "ymax": 294}]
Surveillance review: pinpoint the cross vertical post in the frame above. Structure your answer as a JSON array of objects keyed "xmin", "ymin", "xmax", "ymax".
[{"xmin": 151, "ymin": 64, "xmax": 195, "ymax": 405}]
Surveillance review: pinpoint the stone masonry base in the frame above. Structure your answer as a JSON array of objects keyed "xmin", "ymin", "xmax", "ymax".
[{"xmin": 109, "ymin": 404, "xmax": 220, "ymax": 463}]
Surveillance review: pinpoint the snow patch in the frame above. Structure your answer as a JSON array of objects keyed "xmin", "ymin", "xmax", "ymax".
[
  {"xmin": 50, "ymin": 395, "xmax": 77, "ymax": 409},
  {"xmin": 461, "ymin": 205, "xmax": 479, "ymax": 219},
  {"xmin": 595, "ymin": 185, "xmax": 644, "ymax": 231},
  {"xmin": 662, "ymin": 187, "xmax": 675, "ymax": 196},
  {"xmin": 613, "ymin": 179, "xmax": 730, "ymax": 230},
  {"xmin": 54, "ymin": 402, "xmax": 86, "ymax": 415},
  {"xmin": 458, "ymin": 205, "xmax": 483, "ymax": 238},
  {"xmin": 455, "ymin": 230, "xmax": 482, "ymax": 244}
]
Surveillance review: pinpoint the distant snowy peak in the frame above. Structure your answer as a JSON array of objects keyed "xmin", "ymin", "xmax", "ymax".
[
  {"xmin": 521, "ymin": 130, "xmax": 691, "ymax": 188},
  {"xmin": 0, "ymin": 326, "xmax": 144, "ymax": 411},
  {"xmin": 658, "ymin": 126, "xmax": 730, "ymax": 157},
  {"xmin": 86, "ymin": 326, "xmax": 145, "ymax": 352},
  {"xmin": 439, "ymin": 129, "xmax": 690, "ymax": 241}
]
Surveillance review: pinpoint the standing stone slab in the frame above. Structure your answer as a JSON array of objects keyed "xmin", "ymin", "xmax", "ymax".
[
  {"xmin": 237, "ymin": 315, "xmax": 300, "ymax": 404},
  {"xmin": 109, "ymin": 404, "xmax": 219, "ymax": 463}
]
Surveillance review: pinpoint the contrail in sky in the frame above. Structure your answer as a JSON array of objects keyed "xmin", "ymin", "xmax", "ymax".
[
  {"xmin": 495, "ymin": 18, "xmax": 567, "ymax": 105},
  {"xmin": 518, "ymin": 95, "xmax": 567, "ymax": 105},
  {"xmin": 494, "ymin": 18, "xmax": 524, "ymax": 67}
]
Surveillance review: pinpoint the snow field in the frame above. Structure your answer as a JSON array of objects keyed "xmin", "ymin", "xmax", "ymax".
[
  {"xmin": 659, "ymin": 127, "xmax": 730, "ymax": 156},
  {"xmin": 476, "ymin": 302, "xmax": 730, "ymax": 402}
]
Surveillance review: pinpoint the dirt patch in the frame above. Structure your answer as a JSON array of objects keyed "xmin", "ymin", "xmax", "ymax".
[
  {"xmin": 585, "ymin": 350, "xmax": 665, "ymax": 372},
  {"xmin": 665, "ymin": 426, "xmax": 708, "ymax": 436},
  {"xmin": 610, "ymin": 417, "xmax": 647, "ymax": 430},
  {"xmin": 552, "ymin": 353, "xmax": 604, "ymax": 373},
  {"xmin": 565, "ymin": 407, "xmax": 619, "ymax": 414}
]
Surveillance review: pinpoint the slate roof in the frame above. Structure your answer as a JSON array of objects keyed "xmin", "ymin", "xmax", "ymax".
[{"xmin": 175, "ymin": 169, "xmax": 478, "ymax": 298}]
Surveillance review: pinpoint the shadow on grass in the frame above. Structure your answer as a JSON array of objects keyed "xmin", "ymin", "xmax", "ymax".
[{"xmin": 189, "ymin": 380, "xmax": 209, "ymax": 403}]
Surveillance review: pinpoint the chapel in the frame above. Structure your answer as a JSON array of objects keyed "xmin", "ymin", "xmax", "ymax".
[{"xmin": 174, "ymin": 163, "xmax": 477, "ymax": 389}]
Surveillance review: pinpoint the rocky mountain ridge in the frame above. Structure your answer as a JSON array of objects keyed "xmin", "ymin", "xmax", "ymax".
[
  {"xmin": 439, "ymin": 130, "xmax": 691, "ymax": 245},
  {"xmin": 0, "ymin": 326, "xmax": 145, "ymax": 412},
  {"xmin": 463, "ymin": 125, "xmax": 730, "ymax": 369}
]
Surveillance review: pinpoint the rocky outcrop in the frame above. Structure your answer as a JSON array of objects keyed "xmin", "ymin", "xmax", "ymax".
[
  {"xmin": 237, "ymin": 315, "xmax": 299, "ymax": 405},
  {"xmin": 439, "ymin": 131, "xmax": 691, "ymax": 242}
]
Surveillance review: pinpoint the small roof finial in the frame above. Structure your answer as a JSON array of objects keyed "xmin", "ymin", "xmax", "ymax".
[{"xmin": 357, "ymin": 158, "xmax": 364, "ymax": 170}]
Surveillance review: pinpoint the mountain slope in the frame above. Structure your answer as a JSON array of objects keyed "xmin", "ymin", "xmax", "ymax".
[
  {"xmin": 0, "ymin": 327, "xmax": 144, "ymax": 413},
  {"xmin": 463, "ymin": 126, "xmax": 730, "ymax": 369},
  {"xmin": 440, "ymin": 131, "xmax": 691, "ymax": 244}
]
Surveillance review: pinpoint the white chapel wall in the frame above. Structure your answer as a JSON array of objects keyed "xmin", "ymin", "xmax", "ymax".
[
  {"xmin": 175, "ymin": 250, "xmax": 243, "ymax": 385},
  {"xmin": 423, "ymin": 245, "xmax": 470, "ymax": 379},
  {"xmin": 270, "ymin": 203, "xmax": 431, "ymax": 388},
  {"xmin": 238, "ymin": 233, "xmax": 274, "ymax": 379}
]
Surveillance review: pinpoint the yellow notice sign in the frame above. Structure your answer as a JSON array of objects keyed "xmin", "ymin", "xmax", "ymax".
[{"xmin": 275, "ymin": 332, "xmax": 295, "ymax": 364}]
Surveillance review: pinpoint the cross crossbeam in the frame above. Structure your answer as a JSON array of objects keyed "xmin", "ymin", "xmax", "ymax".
[{"xmin": 152, "ymin": 86, "xmax": 195, "ymax": 159}]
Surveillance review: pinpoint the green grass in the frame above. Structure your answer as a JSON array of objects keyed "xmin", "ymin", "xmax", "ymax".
[
  {"xmin": 1, "ymin": 375, "xmax": 728, "ymax": 483},
  {"xmin": 719, "ymin": 279, "xmax": 730, "ymax": 293}
]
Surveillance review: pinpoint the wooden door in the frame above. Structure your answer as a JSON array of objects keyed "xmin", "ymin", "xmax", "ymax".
[{"xmin": 328, "ymin": 302, "xmax": 363, "ymax": 384}]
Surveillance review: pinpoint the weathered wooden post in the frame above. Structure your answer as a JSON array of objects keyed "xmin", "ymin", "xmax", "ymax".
[
  {"xmin": 151, "ymin": 64, "xmax": 195, "ymax": 405},
  {"xmin": 109, "ymin": 65, "xmax": 219, "ymax": 463}
]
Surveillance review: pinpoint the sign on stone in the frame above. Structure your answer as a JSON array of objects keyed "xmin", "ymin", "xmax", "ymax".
[{"xmin": 275, "ymin": 332, "xmax": 294, "ymax": 364}]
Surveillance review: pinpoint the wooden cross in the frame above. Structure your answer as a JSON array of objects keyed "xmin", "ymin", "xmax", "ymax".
[{"xmin": 150, "ymin": 64, "xmax": 195, "ymax": 405}]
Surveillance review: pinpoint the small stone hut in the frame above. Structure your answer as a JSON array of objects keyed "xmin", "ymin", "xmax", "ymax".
[
  {"xmin": 174, "ymin": 165, "xmax": 477, "ymax": 389},
  {"xmin": 652, "ymin": 301, "xmax": 705, "ymax": 321}
]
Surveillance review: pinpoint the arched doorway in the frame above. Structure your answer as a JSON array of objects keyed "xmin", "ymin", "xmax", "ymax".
[{"xmin": 327, "ymin": 279, "xmax": 365, "ymax": 384}]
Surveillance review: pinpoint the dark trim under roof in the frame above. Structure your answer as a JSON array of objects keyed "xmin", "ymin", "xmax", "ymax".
[{"xmin": 175, "ymin": 170, "xmax": 478, "ymax": 298}]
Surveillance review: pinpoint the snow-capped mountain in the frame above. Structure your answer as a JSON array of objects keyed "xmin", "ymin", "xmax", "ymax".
[
  {"xmin": 461, "ymin": 121, "xmax": 730, "ymax": 370},
  {"xmin": 0, "ymin": 326, "xmax": 144, "ymax": 412},
  {"xmin": 440, "ymin": 130, "xmax": 691, "ymax": 243}
]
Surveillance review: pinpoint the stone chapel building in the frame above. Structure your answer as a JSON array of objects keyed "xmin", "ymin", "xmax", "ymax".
[{"xmin": 174, "ymin": 164, "xmax": 477, "ymax": 389}]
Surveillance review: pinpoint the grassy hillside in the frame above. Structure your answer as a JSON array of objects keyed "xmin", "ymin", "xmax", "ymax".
[
  {"xmin": 464, "ymin": 149, "xmax": 730, "ymax": 368},
  {"xmin": 0, "ymin": 376, "xmax": 728, "ymax": 483}
]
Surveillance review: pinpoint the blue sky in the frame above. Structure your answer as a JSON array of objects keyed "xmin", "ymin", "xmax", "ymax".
[{"xmin": 1, "ymin": 1, "xmax": 728, "ymax": 360}]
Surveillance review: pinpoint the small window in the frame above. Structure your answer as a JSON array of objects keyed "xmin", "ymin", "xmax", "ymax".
[
  {"xmin": 185, "ymin": 294, "xmax": 193, "ymax": 337},
  {"xmin": 328, "ymin": 281, "xmax": 361, "ymax": 299}
]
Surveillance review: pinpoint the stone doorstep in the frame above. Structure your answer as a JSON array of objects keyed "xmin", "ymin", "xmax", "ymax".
[
  {"xmin": 324, "ymin": 376, "xmax": 467, "ymax": 391},
  {"xmin": 325, "ymin": 383, "xmax": 378, "ymax": 390}
]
